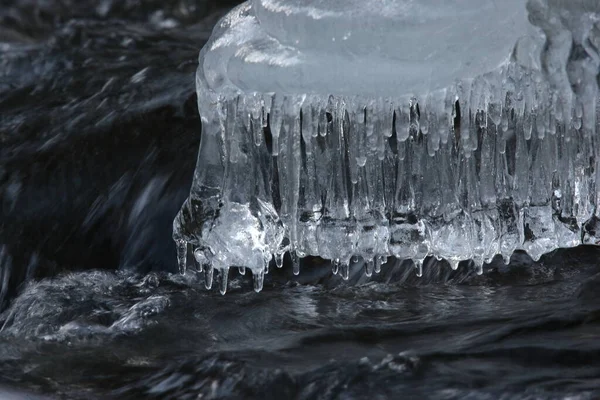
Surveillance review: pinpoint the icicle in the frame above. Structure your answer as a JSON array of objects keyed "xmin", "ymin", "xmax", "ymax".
[
  {"xmin": 302, "ymin": 101, "xmax": 314, "ymax": 139},
  {"xmin": 375, "ymin": 256, "xmax": 384, "ymax": 272},
  {"xmin": 270, "ymin": 94, "xmax": 283, "ymax": 155},
  {"xmin": 291, "ymin": 251, "xmax": 300, "ymax": 275},
  {"xmin": 219, "ymin": 268, "xmax": 229, "ymax": 295},
  {"xmin": 176, "ymin": 240, "xmax": 187, "ymax": 275},
  {"xmin": 275, "ymin": 252, "xmax": 284, "ymax": 268},
  {"xmin": 250, "ymin": 94, "xmax": 264, "ymax": 147},
  {"xmin": 340, "ymin": 261, "xmax": 350, "ymax": 280},
  {"xmin": 395, "ymin": 103, "xmax": 410, "ymax": 142},
  {"xmin": 365, "ymin": 259, "xmax": 374, "ymax": 277},
  {"xmin": 175, "ymin": 0, "xmax": 600, "ymax": 293},
  {"xmin": 204, "ymin": 264, "xmax": 214, "ymax": 290},
  {"xmin": 263, "ymin": 252, "xmax": 272, "ymax": 275},
  {"xmin": 238, "ymin": 266, "xmax": 246, "ymax": 275},
  {"xmin": 374, "ymin": 257, "xmax": 382, "ymax": 274},
  {"xmin": 382, "ymin": 99, "xmax": 394, "ymax": 138},
  {"xmin": 192, "ymin": 248, "xmax": 205, "ymax": 273},
  {"xmin": 331, "ymin": 258, "xmax": 340, "ymax": 275},
  {"xmin": 421, "ymin": 94, "xmax": 431, "ymax": 135},
  {"xmin": 253, "ymin": 269, "xmax": 265, "ymax": 293},
  {"xmin": 473, "ymin": 259, "xmax": 484, "ymax": 276},
  {"xmin": 227, "ymin": 97, "xmax": 241, "ymax": 164},
  {"xmin": 415, "ymin": 260, "xmax": 423, "ymax": 277},
  {"xmin": 409, "ymin": 97, "xmax": 420, "ymax": 136}
]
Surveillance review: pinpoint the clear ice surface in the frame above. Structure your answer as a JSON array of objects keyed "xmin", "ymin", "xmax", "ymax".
[{"xmin": 174, "ymin": 0, "xmax": 600, "ymax": 292}]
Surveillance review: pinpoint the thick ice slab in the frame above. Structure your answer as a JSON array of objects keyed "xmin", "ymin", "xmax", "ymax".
[
  {"xmin": 174, "ymin": 0, "xmax": 600, "ymax": 292},
  {"xmin": 209, "ymin": 0, "xmax": 535, "ymax": 97}
]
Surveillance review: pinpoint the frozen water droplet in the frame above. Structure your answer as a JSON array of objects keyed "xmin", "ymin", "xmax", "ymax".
[
  {"xmin": 219, "ymin": 268, "xmax": 229, "ymax": 295},
  {"xmin": 238, "ymin": 266, "xmax": 246, "ymax": 275},
  {"xmin": 253, "ymin": 269, "xmax": 265, "ymax": 293},
  {"xmin": 365, "ymin": 259, "xmax": 374, "ymax": 277},
  {"xmin": 176, "ymin": 240, "xmax": 187, "ymax": 275},
  {"xmin": 204, "ymin": 264, "xmax": 214, "ymax": 290}
]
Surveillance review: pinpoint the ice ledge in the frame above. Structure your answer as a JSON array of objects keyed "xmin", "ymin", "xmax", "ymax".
[{"xmin": 174, "ymin": 0, "xmax": 600, "ymax": 293}]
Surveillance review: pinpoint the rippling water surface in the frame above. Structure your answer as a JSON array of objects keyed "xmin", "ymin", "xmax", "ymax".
[{"xmin": 1, "ymin": 1, "xmax": 600, "ymax": 399}]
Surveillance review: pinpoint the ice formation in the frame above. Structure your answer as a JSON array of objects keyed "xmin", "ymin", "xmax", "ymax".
[{"xmin": 173, "ymin": 0, "xmax": 600, "ymax": 293}]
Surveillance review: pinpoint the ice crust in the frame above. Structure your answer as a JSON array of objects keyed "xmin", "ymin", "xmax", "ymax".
[{"xmin": 174, "ymin": 0, "xmax": 600, "ymax": 293}]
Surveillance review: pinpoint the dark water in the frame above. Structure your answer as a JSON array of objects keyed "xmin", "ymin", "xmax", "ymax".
[{"xmin": 1, "ymin": 1, "xmax": 600, "ymax": 399}]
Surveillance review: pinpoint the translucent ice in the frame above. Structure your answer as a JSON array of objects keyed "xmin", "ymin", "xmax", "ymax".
[{"xmin": 174, "ymin": 0, "xmax": 600, "ymax": 292}]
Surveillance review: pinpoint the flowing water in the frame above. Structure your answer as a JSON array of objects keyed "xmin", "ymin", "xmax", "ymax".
[{"xmin": 1, "ymin": 1, "xmax": 600, "ymax": 399}]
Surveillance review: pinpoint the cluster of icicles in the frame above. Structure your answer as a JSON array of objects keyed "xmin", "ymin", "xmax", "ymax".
[{"xmin": 174, "ymin": 61, "xmax": 600, "ymax": 294}]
